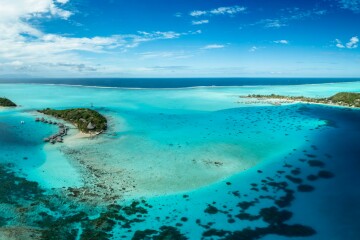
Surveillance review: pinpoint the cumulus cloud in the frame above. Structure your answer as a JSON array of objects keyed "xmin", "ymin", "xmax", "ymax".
[
  {"xmin": 0, "ymin": 0, "xmax": 72, "ymax": 22},
  {"xmin": 274, "ymin": 40, "xmax": 289, "ymax": 44},
  {"xmin": 335, "ymin": 36, "xmax": 359, "ymax": 49},
  {"xmin": 346, "ymin": 36, "xmax": 359, "ymax": 48},
  {"xmin": 202, "ymin": 44, "xmax": 225, "ymax": 49},
  {"xmin": 192, "ymin": 20, "xmax": 209, "ymax": 25},
  {"xmin": 190, "ymin": 6, "xmax": 246, "ymax": 17},
  {"xmin": 0, "ymin": 0, "xmax": 199, "ymax": 76}
]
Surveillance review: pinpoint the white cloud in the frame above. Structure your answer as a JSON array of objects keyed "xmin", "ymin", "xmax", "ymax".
[
  {"xmin": 192, "ymin": 19, "xmax": 209, "ymax": 25},
  {"xmin": 138, "ymin": 51, "xmax": 191, "ymax": 60},
  {"xmin": 0, "ymin": 0, "xmax": 200, "ymax": 76},
  {"xmin": 249, "ymin": 46, "xmax": 258, "ymax": 52},
  {"xmin": 274, "ymin": 40, "xmax": 289, "ymax": 44},
  {"xmin": 336, "ymin": 36, "xmax": 359, "ymax": 49},
  {"xmin": 190, "ymin": 6, "xmax": 246, "ymax": 17},
  {"xmin": 335, "ymin": 39, "xmax": 345, "ymax": 48},
  {"xmin": 346, "ymin": 36, "xmax": 359, "ymax": 48},
  {"xmin": 174, "ymin": 12, "xmax": 182, "ymax": 18},
  {"xmin": 0, "ymin": 30, "xmax": 196, "ymax": 67},
  {"xmin": 338, "ymin": 0, "xmax": 360, "ymax": 12},
  {"xmin": 0, "ymin": 0, "xmax": 72, "ymax": 43},
  {"xmin": 127, "ymin": 30, "xmax": 201, "ymax": 47},
  {"xmin": 262, "ymin": 19, "xmax": 288, "ymax": 28},
  {"xmin": 202, "ymin": 44, "xmax": 225, "ymax": 49},
  {"xmin": 190, "ymin": 10, "xmax": 207, "ymax": 17},
  {"xmin": 0, "ymin": 0, "xmax": 72, "ymax": 22},
  {"xmin": 56, "ymin": 0, "xmax": 69, "ymax": 4},
  {"xmin": 210, "ymin": 6, "xmax": 246, "ymax": 15},
  {"xmin": 136, "ymin": 31, "xmax": 181, "ymax": 40},
  {"xmin": 245, "ymin": 8, "xmax": 326, "ymax": 29}
]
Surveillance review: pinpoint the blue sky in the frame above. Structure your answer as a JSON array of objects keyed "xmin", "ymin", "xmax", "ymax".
[{"xmin": 0, "ymin": 0, "xmax": 359, "ymax": 78}]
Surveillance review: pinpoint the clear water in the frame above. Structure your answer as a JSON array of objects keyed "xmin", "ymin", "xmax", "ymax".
[{"xmin": 0, "ymin": 81, "xmax": 359, "ymax": 239}]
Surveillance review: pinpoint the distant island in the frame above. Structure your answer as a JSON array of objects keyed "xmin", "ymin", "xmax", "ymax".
[
  {"xmin": 0, "ymin": 97, "xmax": 16, "ymax": 107},
  {"xmin": 38, "ymin": 108, "xmax": 107, "ymax": 134},
  {"xmin": 241, "ymin": 92, "xmax": 360, "ymax": 108}
]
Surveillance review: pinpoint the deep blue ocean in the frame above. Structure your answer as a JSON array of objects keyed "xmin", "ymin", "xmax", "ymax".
[{"xmin": 1, "ymin": 77, "xmax": 359, "ymax": 88}]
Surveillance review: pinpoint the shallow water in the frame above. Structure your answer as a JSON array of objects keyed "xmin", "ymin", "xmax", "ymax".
[{"xmin": 0, "ymin": 82, "xmax": 359, "ymax": 239}]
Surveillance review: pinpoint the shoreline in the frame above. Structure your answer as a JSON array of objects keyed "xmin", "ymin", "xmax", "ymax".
[
  {"xmin": 239, "ymin": 94, "xmax": 360, "ymax": 110},
  {"xmin": 239, "ymin": 99, "xmax": 360, "ymax": 110}
]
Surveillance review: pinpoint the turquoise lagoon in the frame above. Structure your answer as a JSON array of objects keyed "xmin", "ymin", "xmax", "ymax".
[{"xmin": 0, "ymin": 81, "xmax": 360, "ymax": 239}]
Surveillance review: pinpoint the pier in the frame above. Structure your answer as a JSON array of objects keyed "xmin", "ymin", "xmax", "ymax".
[{"xmin": 35, "ymin": 117, "xmax": 69, "ymax": 144}]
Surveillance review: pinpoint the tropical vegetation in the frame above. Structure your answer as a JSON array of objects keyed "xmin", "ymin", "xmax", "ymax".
[
  {"xmin": 38, "ymin": 108, "xmax": 107, "ymax": 133},
  {"xmin": 0, "ymin": 97, "xmax": 16, "ymax": 107}
]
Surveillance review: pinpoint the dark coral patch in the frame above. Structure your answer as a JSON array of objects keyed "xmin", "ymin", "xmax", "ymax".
[
  {"xmin": 291, "ymin": 169, "xmax": 301, "ymax": 175},
  {"xmin": 286, "ymin": 175, "xmax": 303, "ymax": 184},
  {"xmin": 133, "ymin": 226, "xmax": 187, "ymax": 240},
  {"xmin": 236, "ymin": 212, "xmax": 260, "ymax": 221},
  {"xmin": 275, "ymin": 190, "xmax": 294, "ymax": 208},
  {"xmin": 237, "ymin": 201, "xmax": 257, "ymax": 210},
  {"xmin": 318, "ymin": 170, "xmax": 335, "ymax": 179},
  {"xmin": 307, "ymin": 174, "xmax": 319, "ymax": 181},
  {"xmin": 298, "ymin": 184, "xmax": 315, "ymax": 192},
  {"xmin": 204, "ymin": 205, "xmax": 219, "ymax": 214},
  {"xmin": 308, "ymin": 160, "xmax": 325, "ymax": 168}
]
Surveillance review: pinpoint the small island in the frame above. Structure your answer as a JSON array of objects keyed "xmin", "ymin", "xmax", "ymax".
[
  {"xmin": 0, "ymin": 97, "xmax": 17, "ymax": 107},
  {"xmin": 241, "ymin": 92, "xmax": 360, "ymax": 108},
  {"xmin": 38, "ymin": 108, "xmax": 107, "ymax": 134}
]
